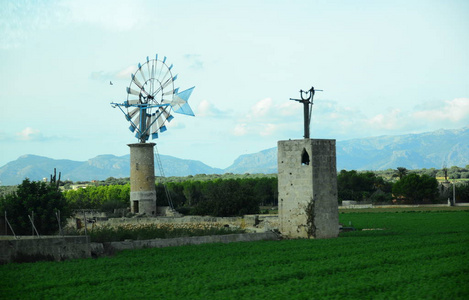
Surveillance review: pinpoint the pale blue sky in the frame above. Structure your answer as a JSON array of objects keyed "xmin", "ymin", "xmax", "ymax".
[{"xmin": 1, "ymin": 0, "xmax": 468, "ymax": 169}]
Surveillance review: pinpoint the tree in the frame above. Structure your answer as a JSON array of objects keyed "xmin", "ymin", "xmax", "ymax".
[
  {"xmin": 394, "ymin": 167, "xmax": 408, "ymax": 180},
  {"xmin": 455, "ymin": 182, "xmax": 469, "ymax": 203},
  {"xmin": 392, "ymin": 173, "xmax": 439, "ymax": 204},
  {"xmin": 192, "ymin": 179, "xmax": 260, "ymax": 217},
  {"xmin": 0, "ymin": 178, "xmax": 70, "ymax": 235},
  {"xmin": 337, "ymin": 170, "xmax": 385, "ymax": 202}
]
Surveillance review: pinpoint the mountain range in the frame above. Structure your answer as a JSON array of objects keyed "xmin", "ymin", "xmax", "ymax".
[{"xmin": 1, "ymin": 127, "xmax": 468, "ymax": 185}]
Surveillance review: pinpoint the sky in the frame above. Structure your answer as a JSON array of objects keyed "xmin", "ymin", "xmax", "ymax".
[{"xmin": 1, "ymin": 0, "xmax": 468, "ymax": 169}]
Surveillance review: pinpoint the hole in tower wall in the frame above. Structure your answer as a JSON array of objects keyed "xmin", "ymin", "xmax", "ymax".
[{"xmin": 301, "ymin": 148, "xmax": 310, "ymax": 165}]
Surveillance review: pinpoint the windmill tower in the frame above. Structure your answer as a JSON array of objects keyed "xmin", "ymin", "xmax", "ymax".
[
  {"xmin": 278, "ymin": 87, "xmax": 339, "ymax": 238},
  {"xmin": 111, "ymin": 54, "xmax": 195, "ymax": 215}
]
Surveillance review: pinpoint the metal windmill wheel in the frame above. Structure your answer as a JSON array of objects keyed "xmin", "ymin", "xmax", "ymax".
[{"xmin": 112, "ymin": 54, "xmax": 195, "ymax": 143}]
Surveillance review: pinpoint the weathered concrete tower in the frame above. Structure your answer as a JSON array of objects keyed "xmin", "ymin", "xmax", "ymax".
[
  {"xmin": 128, "ymin": 143, "xmax": 157, "ymax": 215},
  {"xmin": 278, "ymin": 139, "xmax": 339, "ymax": 239}
]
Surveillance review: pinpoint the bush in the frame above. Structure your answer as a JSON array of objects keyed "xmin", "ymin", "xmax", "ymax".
[
  {"xmin": 392, "ymin": 174, "xmax": 439, "ymax": 204},
  {"xmin": 0, "ymin": 179, "xmax": 70, "ymax": 235}
]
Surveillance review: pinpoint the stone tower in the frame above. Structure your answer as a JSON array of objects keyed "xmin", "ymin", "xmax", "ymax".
[
  {"xmin": 128, "ymin": 143, "xmax": 157, "ymax": 215},
  {"xmin": 278, "ymin": 139, "xmax": 339, "ymax": 239}
]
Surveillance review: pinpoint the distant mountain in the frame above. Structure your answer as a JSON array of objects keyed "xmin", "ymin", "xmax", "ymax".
[
  {"xmin": 224, "ymin": 147, "xmax": 277, "ymax": 174},
  {"xmin": 336, "ymin": 127, "xmax": 469, "ymax": 170},
  {"xmin": 1, "ymin": 127, "xmax": 468, "ymax": 185},
  {"xmin": 0, "ymin": 154, "xmax": 222, "ymax": 186}
]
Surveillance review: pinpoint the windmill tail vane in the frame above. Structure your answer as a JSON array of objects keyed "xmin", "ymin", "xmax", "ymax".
[{"xmin": 110, "ymin": 54, "xmax": 195, "ymax": 143}]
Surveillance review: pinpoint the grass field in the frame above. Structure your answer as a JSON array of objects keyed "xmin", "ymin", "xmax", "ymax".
[{"xmin": 1, "ymin": 210, "xmax": 468, "ymax": 299}]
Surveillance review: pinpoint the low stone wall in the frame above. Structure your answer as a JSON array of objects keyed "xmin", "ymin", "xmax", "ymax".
[
  {"xmin": 340, "ymin": 204, "xmax": 373, "ymax": 209},
  {"xmin": 106, "ymin": 231, "xmax": 280, "ymax": 253},
  {"xmin": 0, "ymin": 232, "xmax": 280, "ymax": 263},
  {"xmin": 70, "ymin": 214, "xmax": 280, "ymax": 232},
  {"xmin": 0, "ymin": 236, "xmax": 90, "ymax": 264},
  {"xmin": 104, "ymin": 215, "xmax": 243, "ymax": 226}
]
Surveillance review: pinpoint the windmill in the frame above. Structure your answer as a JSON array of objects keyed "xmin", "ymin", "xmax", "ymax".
[{"xmin": 111, "ymin": 54, "xmax": 195, "ymax": 215}]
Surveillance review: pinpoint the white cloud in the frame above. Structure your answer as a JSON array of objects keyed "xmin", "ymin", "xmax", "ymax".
[
  {"xmin": 233, "ymin": 97, "xmax": 303, "ymax": 138},
  {"xmin": 233, "ymin": 123, "xmax": 247, "ymax": 136},
  {"xmin": 184, "ymin": 54, "xmax": 204, "ymax": 70},
  {"xmin": 197, "ymin": 100, "xmax": 230, "ymax": 118},
  {"xmin": 315, "ymin": 98, "xmax": 469, "ymax": 139},
  {"xmin": 367, "ymin": 109, "xmax": 403, "ymax": 130},
  {"xmin": 412, "ymin": 98, "xmax": 469, "ymax": 122},
  {"xmin": 251, "ymin": 98, "xmax": 272, "ymax": 118},
  {"xmin": 278, "ymin": 101, "xmax": 301, "ymax": 117},
  {"xmin": 260, "ymin": 124, "xmax": 277, "ymax": 136},
  {"xmin": 16, "ymin": 127, "xmax": 42, "ymax": 141},
  {"xmin": 115, "ymin": 65, "xmax": 138, "ymax": 80}
]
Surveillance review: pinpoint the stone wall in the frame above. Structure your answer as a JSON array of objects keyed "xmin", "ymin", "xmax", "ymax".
[
  {"xmin": 108, "ymin": 232, "xmax": 279, "ymax": 252},
  {"xmin": 0, "ymin": 236, "xmax": 90, "ymax": 264},
  {"xmin": 278, "ymin": 139, "xmax": 339, "ymax": 239},
  {"xmin": 0, "ymin": 232, "xmax": 279, "ymax": 263},
  {"xmin": 72, "ymin": 214, "xmax": 279, "ymax": 233}
]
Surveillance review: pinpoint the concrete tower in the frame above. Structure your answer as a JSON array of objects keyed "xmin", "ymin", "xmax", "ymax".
[
  {"xmin": 128, "ymin": 143, "xmax": 157, "ymax": 215},
  {"xmin": 278, "ymin": 139, "xmax": 339, "ymax": 239}
]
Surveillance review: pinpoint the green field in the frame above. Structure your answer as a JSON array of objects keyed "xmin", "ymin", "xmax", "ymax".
[{"xmin": 1, "ymin": 211, "xmax": 468, "ymax": 299}]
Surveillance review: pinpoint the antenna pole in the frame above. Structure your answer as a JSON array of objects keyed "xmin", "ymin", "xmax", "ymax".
[{"xmin": 290, "ymin": 86, "xmax": 322, "ymax": 139}]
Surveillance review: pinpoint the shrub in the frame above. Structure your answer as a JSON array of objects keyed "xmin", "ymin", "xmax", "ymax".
[{"xmin": 0, "ymin": 179, "xmax": 70, "ymax": 235}]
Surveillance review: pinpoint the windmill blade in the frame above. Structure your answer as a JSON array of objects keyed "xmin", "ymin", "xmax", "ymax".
[
  {"xmin": 125, "ymin": 107, "xmax": 139, "ymax": 121},
  {"xmin": 131, "ymin": 74, "xmax": 144, "ymax": 90},
  {"xmin": 129, "ymin": 112, "xmax": 139, "ymax": 133},
  {"xmin": 138, "ymin": 62, "xmax": 147, "ymax": 83},
  {"xmin": 127, "ymin": 87, "xmax": 142, "ymax": 97},
  {"xmin": 126, "ymin": 99, "xmax": 140, "ymax": 106},
  {"xmin": 129, "ymin": 114, "xmax": 140, "ymax": 132},
  {"xmin": 150, "ymin": 114, "xmax": 158, "ymax": 134},
  {"xmin": 143, "ymin": 114, "xmax": 152, "ymax": 135},
  {"xmin": 161, "ymin": 75, "xmax": 177, "ymax": 90},
  {"xmin": 150, "ymin": 62, "xmax": 155, "ymax": 94},
  {"xmin": 161, "ymin": 107, "xmax": 174, "ymax": 122},
  {"xmin": 156, "ymin": 111, "xmax": 166, "ymax": 129},
  {"xmin": 159, "ymin": 64, "xmax": 174, "ymax": 84},
  {"xmin": 162, "ymin": 89, "xmax": 175, "ymax": 96},
  {"xmin": 150, "ymin": 113, "xmax": 162, "ymax": 139},
  {"xmin": 146, "ymin": 57, "xmax": 151, "ymax": 87},
  {"xmin": 157, "ymin": 57, "xmax": 167, "ymax": 80},
  {"xmin": 131, "ymin": 74, "xmax": 149, "ymax": 96}
]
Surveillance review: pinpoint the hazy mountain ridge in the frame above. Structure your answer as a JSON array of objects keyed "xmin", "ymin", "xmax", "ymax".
[
  {"xmin": 1, "ymin": 127, "xmax": 467, "ymax": 185},
  {"xmin": 224, "ymin": 147, "xmax": 277, "ymax": 174},
  {"xmin": 0, "ymin": 154, "xmax": 222, "ymax": 185}
]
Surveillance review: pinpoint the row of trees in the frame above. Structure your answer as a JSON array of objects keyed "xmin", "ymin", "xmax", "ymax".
[
  {"xmin": 337, "ymin": 169, "xmax": 444, "ymax": 204},
  {"xmin": 62, "ymin": 177, "xmax": 278, "ymax": 217},
  {"xmin": 2, "ymin": 169, "xmax": 469, "ymax": 235}
]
